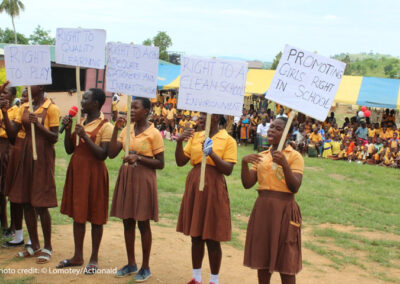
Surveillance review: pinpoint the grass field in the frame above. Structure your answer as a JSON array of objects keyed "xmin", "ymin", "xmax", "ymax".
[{"xmin": 8, "ymin": 134, "xmax": 400, "ymax": 283}]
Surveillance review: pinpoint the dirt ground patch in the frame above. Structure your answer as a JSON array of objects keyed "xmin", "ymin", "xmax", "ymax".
[
  {"xmin": 328, "ymin": 173, "xmax": 347, "ymax": 180},
  {"xmin": 305, "ymin": 166, "xmax": 322, "ymax": 172},
  {"xmin": 0, "ymin": 221, "xmax": 395, "ymax": 284}
]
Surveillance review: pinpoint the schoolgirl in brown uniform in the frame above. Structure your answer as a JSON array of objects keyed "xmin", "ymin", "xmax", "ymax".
[
  {"xmin": 57, "ymin": 88, "xmax": 113, "ymax": 274},
  {"xmin": 241, "ymin": 117, "xmax": 304, "ymax": 284},
  {"xmin": 0, "ymin": 83, "xmax": 18, "ymax": 235},
  {"xmin": 3, "ymin": 84, "xmax": 60, "ymax": 263},
  {"xmin": 175, "ymin": 113, "xmax": 237, "ymax": 284},
  {"xmin": 3, "ymin": 88, "xmax": 29, "ymax": 248},
  {"xmin": 109, "ymin": 97, "xmax": 164, "ymax": 282}
]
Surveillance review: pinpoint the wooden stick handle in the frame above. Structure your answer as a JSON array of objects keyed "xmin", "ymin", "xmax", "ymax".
[
  {"xmin": 27, "ymin": 87, "xmax": 37, "ymax": 160},
  {"xmin": 277, "ymin": 111, "xmax": 295, "ymax": 151},
  {"xmin": 125, "ymin": 96, "xmax": 132, "ymax": 165},
  {"xmin": 272, "ymin": 111, "xmax": 295, "ymax": 170},
  {"xmin": 76, "ymin": 66, "xmax": 81, "ymax": 146},
  {"xmin": 199, "ymin": 113, "xmax": 212, "ymax": 191}
]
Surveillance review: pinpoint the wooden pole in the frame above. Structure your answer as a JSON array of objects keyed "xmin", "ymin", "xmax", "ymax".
[
  {"xmin": 272, "ymin": 111, "xmax": 296, "ymax": 170},
  {"xmin": 75, "ymin": 66, "xmax": 81, "ymax": 146},
  {"xmin": 27, "ymin": 87, "xmax": 37, "ymax": 160},
  {"xmin": 125, "ymin": 95, "xmax": 132, "ymax": 164},
  {"xmin": 199, "ymin": 113, "xmax": 212, "ymax": 191}
]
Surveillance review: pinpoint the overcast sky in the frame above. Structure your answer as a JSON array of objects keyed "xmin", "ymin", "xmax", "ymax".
[{"xmin": 1, "ymin": 0, "xmax": 399, "ymax": 61}]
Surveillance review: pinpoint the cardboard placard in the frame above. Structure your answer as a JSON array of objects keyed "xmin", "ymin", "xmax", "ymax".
[
  {"xmin": 56, "ymin": 28, "xmax": 106, "ymax": 69},
  {"xmin": 178, "ymin": 56, "xmax": 248, "ymax": 116},
  {"xmin": 266, "ymin": 44, "xmax": 346, "ymax": 121},
  {"xmin": 106, "ymin": 42, "xmax": 159, "ymax": 97},
  {"xmin": 4, "ymin": 45, "xmax": 52, "ymax": 86}
]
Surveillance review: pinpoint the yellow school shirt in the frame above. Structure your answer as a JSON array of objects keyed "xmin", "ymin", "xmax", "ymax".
[
  {"xmin": 79, "ymin": 113, "xmax": 113, "ymax": 145},
  {"xmin": 188, "ymin": 120, "xmax": 197, "ymax": 129},
  {"xmin": 338, "ymin": 149, "xmax": 347, "ymax": 159},
  {"xmin": 367, "ymin": 143, "xmax": 375, "ymax": 154},
  {"xmin": 390, "ymin": 139, "xmax": 399, "ymax": 149},
  {"xmin": 309, "ymin": 133, "xmax": 322, "ymax": 143},
  {"xmin": 15, "ymin": 98, "xmax": 60, "ymax": 137},
  {"xmin": 179, "ymin": 119, "xmax": 187, "ymax": 127},
  {"xmin": 191, "ymin": 111, "xmax": 200, "ymax": 117},
  {"xmin": 183, "ymin": 110, "xmax": 191, "ymax": 116},
  {"xmin": 118, "ymin": 122, "xmax": 164, "ymax": 157},
  {"xmin": 184, "ymin": 129, "xmax": 237, "ymax": 166},
  {"xmin": 167, "ymin": 108, "xmax": 176, "ymax": 120},
  {"xmin": 380, "ymin": 130, "xmax": 391, "ymax": 140},
  {"xmin": 368, "ymin": 128, "xmax": 376, "ymax": 138},
  {"xmin": 0, "ymin": 105, "xmax": 19, "ymax": 138},
  {"xmin": 329, "ymin": 127, "xmax": 340, "ymax": 137},
  {"xmin": 112, "ymin": 101, "xmax": 118, "ymax": 112},
  {"xmin": 153, "ymin": 106, "xmax": 162, "ymax": 116},
  {"xmin": 251, "ymin": 145, "xmax": 304, "ymax": 194}
]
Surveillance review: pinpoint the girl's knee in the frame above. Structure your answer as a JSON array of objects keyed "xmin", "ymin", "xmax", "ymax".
[
  {"xmin": 137, "ymin": 220, "xmax": 150, "ymax": 233},
  {"xmin": 91, "ymin": 223, "xmax": 103, "ymax": 230},
  {"xmin": 122, "ymin": 219, "xmax": 136, "ymax": 231},
  {"xmin": 35, "ymin": 207, "xmax": 49, "ymax": 216},
  {"xmin": 205, "ymin": 240, "xmax": 220, "ymax": 250},
  {"xmin": 191, "ymin": 236, "xmax": 204, "ymax": 244}
]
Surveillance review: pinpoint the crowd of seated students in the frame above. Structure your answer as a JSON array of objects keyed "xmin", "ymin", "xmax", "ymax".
[
  {"xmin": 139, "ymin": 93, "xmax": 400, "ymax": 168},
  {"xmin": 291, "ymin": 109, "xmax": 400, "ymax": 168},
  {"xmin": 148, "ymin": 103, "xmax": 200, "ymax": 141}
]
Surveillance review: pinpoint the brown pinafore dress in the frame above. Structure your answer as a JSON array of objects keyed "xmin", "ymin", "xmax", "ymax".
[
  {"xmin": 0, "ymin": 121, "xmax": 11, "ymax": 194},
  {"xmin": 7, "ymin": 104, "xmax": 57, "ymax": 208},
  {"xmin": 60, "ymin": 119, "xmax": 109, "ymax": 225}
]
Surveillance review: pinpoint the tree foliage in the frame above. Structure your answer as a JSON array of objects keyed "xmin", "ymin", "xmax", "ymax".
[
  {"xmin": 0, "ymin": 0, "xmax": 25, "ymax": 43},
  {"xmin": 334, "ymin": 53, "xmax": 400, "ymax": 78},
  {"xmin": 29, "ymin": 25, "xmax": 55, "ymax": 45},
  {"xmin": 152, "ymin": 31, "xmax": 172, "ymax": 61},
  {"xmin": 142, "ymin": 38, "xmax": 152, "ymax": 46},
  {"xmin": 0, "ymin": 0, "xmax": 24, "ymax": 17},
  {"xmin": 141, "ymin": 32, "xmax": 173, "ymax": 61},
  {"xmin": 0, "ymin": 27, "xmax": 28, "ymax": 43},
  {"xmin": 271, "ymin": 51, "xmax": 282, "ymax": 70}
]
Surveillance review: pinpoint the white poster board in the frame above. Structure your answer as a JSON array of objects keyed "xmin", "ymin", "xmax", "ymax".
[
  {"xmin": 266, "ymin": 44, "xmax": 346, "ymax": 121},
  {"xmin": 106, "ymin": 43, "xmax": 159, "ymax": 98},
  {"xmin": 56, "ymin": 28, "xmax": 106, "ymax": 69},
  {"xmin": 178, "ymin": 56, "xmax": 248, "ymax": 116},
  {"xmin": 4, "ymin": 45, "xmax": 52, "ymax": 86}
]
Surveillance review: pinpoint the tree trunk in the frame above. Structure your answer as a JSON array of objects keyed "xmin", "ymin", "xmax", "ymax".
[{"xmin": 11, "ymin": 16, "xmax": 17, "ymax": 44}]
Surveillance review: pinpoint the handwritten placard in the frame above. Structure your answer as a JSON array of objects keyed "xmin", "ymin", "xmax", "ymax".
[
  {"xmin": 56, "ymin": 28, "xmax": 106, "ymax": 69},
  {"xmin": 105, "ymin": 43, "xmax": 159, "ymax": 97},
  {"xmin": 178, "ymin": 56, "xmax": 248, "ymax": 116},
  {"xmin": 4, "ymin": 45, "xmax": 52, "ymax": 86},
  {"xmin": 266, "ymin": 44, "xmax": 346, "ymax": 121}
]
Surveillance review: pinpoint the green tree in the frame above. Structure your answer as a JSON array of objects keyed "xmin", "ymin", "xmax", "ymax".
[
  {"xmin": 152, "ymin": 31, "xmax": 172, "ymax": 61},
  {"xmin": 29, "ymin": 25, "xmax": 55, "ymax": 45},
  {"xmin": 271, "ymin": 51, "xmax": 282, "ymax": 70},
  {"xmin": 384, "ymin": 64, "xmax": 393, "ymax": 76},
  {"xmin": 0, "ymin": 0, "xmax": 25, "ymax": 43},
  {"xmin": 0, "ymin": 27, "xmax": 28, "ymax": 44},
  {"xmin": 142, "ymin": 38, "xmax": 152, "ymax": 46}
]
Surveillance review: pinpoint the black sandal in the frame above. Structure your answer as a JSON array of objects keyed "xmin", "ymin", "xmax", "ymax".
[
  {"xmin": 84, "ymin": 263, "xmax": 98, "ymax": 275},
  {"xmin": 56, "ymin": 259, "xmax": 83, "ymax": 269}
]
